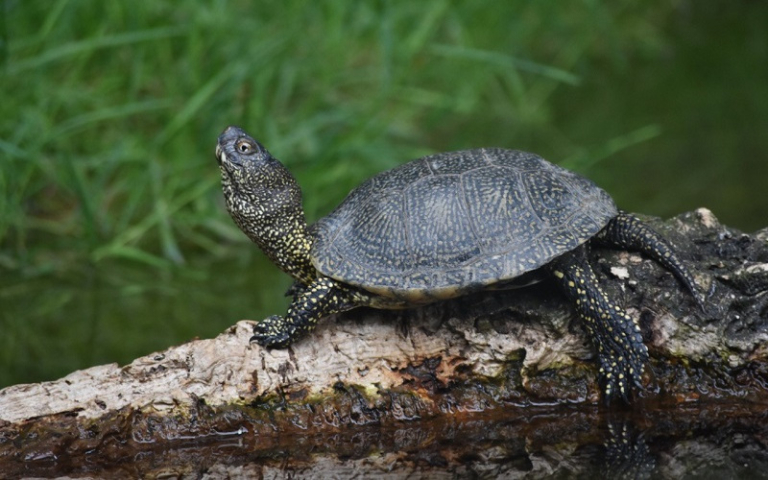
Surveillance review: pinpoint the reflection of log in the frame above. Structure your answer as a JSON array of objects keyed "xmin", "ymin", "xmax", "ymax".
[{"xmin": 1, "ymin": 208, "xmax": 767, "ymax": 476}]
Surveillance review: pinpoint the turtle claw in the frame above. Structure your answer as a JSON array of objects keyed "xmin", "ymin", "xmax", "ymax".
[
  {"xmin": 598, "ymin": 350, "xmax": 646, "ymax": 404},
  {"xmin": 250, "ymin": 315, "xmax": 300, "ymax": 348},
  {"xmin": 601, "ymin": 369, "xmax": 630, "ymax": 405}
]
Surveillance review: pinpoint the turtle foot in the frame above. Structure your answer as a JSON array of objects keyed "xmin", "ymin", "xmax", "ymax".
[
  {"xmin": 599, "ymin": 345, "xmax": 648, "ymax": 403},
  {"xmin": 250, "ymin": 315, "xmax": 301, "ymax": 348}
]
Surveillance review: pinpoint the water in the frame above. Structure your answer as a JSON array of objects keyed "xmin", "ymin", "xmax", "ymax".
[
  {"xmin": 0, "ymin": 254, "xmax": 291, "ymax": 388},
  {"xmin": 4, "ymin": 404, "xmax": 767, "ymax": 479}
]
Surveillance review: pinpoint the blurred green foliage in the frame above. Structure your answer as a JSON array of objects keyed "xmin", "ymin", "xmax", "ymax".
[{"xmin": 0, "ymin": 0, "xmax": 766, "ymax": 386}]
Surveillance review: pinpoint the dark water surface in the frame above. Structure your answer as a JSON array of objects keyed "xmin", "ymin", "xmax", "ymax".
[
  {"xmin": 5, "ymin": 403, "xmax": 768, "ymax": 479},
  {"xmin": 0, "ymin": 255, "xmax": 291, "ymax": 388}
]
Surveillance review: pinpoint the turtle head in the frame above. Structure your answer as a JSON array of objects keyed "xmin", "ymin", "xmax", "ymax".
[
  {"xmin": 216, "ymin": 126, "xmax": 316, "ymax": 284},
  {"xmin": 216, "ymin": 126, "xmax": 293, "ymax": 193}
]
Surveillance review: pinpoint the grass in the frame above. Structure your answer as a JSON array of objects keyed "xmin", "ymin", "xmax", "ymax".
[
  {"xmin": 1, "ymin": 0, "xmax": 766, "ymax": 386},
  {"xmin": 0, "ymin": 2, "xmax": 673, "ymax": 261}
]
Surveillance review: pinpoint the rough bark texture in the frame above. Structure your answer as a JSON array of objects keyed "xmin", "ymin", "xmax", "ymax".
[{"xmin": 1, "ymin": 208, "xmax": 767, "ymax": 477}]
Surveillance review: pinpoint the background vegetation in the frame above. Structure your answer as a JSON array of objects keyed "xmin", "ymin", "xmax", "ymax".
[{"xmin": 1, "ymin": 1, "xmax": 766, "ymax": 387}]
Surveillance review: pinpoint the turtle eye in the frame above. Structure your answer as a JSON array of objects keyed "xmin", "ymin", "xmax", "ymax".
[{"xmin": 236, "ymin": 139, "xmax": 254, "ymax": 154}]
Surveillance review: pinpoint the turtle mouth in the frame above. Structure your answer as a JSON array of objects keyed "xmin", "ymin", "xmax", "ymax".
[
  {"xmin": 216, "ymin": 145, "xmax": 232, "ymax": 167},
  {"xmin": 215, "ymin": 144, "xmax": 225, "ymax": 166},
  {"xmin": 216, "ymin": 145, "xmax": 239, "ymax": 186}
]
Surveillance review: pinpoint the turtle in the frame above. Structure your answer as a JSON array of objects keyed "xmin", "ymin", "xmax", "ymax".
[{"xmin": 215, "ymin": 125, "xmax": 703, "ymax": 402}]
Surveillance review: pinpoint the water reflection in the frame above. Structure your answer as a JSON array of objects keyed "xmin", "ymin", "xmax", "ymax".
[
  {"xmin": 6, "ymin": 404, "xmax": 768, "ymax": 479},
  {"xmin": 0, "ymin": 254, "xmax": 291, "ymax": 387},
  {"xmin": 604, "ymin": 420, "xmax": 655, "ymax": 480}
]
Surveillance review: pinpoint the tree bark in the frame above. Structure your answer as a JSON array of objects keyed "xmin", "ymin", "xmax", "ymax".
[{"xmin": 1, "ymin": 208, "xmax": 767, "ymax": 477}]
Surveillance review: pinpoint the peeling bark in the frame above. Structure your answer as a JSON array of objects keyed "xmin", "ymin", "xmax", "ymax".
[{"xmin": 1, "ymin": 208, "xmax": 767, "ymax": 476}]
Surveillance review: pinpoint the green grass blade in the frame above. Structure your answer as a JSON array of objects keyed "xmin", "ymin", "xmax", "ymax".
[
  {"xmin": 92, "ymin": 244, "xmax": 172, "ymax": 269},
  {"xmin": 49, "ymin": 99, "xmax": 174, "ymax": 140},
  {"xmin": 562, "ymin": 125, "xmax": 663, "ymax": 171},
  {"xmin": 428, "ymin": 44, "xmax": 581, "ymax": 86},
  {"xmin": 9, "ymin": 26, "xmax": 185, "ymax": 74}
]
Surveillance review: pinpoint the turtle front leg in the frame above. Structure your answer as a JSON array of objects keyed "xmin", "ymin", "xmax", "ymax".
[
  {"xmin": 550, "ymin": 247, "xmax": 649, "ymax": 402},
  {"xmin": 251, "ymin": 277, "xmax": 356, "ymax": 348}
]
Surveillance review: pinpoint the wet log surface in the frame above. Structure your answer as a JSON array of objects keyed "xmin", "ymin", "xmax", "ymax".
[{"xmin": 1, "ymin": 208, "xmax": 767, "ymax": 478}]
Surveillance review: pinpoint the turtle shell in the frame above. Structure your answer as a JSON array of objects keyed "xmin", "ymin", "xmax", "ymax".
[{"xmin": 312, "ymin": 148, "xmax": 617, "ymax": 302}]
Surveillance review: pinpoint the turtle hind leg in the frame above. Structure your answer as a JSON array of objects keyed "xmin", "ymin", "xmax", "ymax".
[
  {"xmin": 596, "ymin": 211, "xmax": 706, "ymax": 309},
  {"xmin": 550, "ymin": 247, "xmax": 649, "ymax": 402},
  {"xmin": 251, "ymin": 277, "xmax": 356, "ymax": 348}
]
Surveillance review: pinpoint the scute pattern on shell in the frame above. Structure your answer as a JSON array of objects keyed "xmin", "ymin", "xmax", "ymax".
[{"xmin": 312, "ymin": 148, "xmax": 618, "ymax": 300}]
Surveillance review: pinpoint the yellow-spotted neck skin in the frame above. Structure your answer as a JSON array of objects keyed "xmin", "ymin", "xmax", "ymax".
[{"xmin": 216, "ymin": 126, "xmax": 316, "ymax": 286}]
